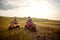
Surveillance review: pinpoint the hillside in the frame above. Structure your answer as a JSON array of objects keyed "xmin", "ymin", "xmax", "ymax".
[{"xmin": 0, "ymin": 16, "xmax": 60, "ymax": 40}]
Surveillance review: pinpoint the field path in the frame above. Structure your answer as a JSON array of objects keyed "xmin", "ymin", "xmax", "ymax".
[{"xmin": 30, "ymin": 26, "xmax": 57, "ymax": 40}]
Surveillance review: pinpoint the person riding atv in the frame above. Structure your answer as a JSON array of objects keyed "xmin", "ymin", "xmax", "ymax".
[
  {"xmin": 8, "ymin": 17, "xmax": 20, "ymax": 30},
  {"xmin": 25, "ymin": 17, "xmax": 37, "ymax": 32}
]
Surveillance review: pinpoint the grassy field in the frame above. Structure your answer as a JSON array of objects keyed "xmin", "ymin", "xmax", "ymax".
[{"xmin": 0, "ymin": 16, "xmax": 60, "ymax": 40}]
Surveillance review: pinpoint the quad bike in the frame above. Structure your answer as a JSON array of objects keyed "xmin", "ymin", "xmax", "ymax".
[
  {"xmin": 25, "ymin": 22, "xmax": 37, "ymax": 32},
  {"xmin": 8, "ymin": 23, "xmax": 20, "ymax": 30}
]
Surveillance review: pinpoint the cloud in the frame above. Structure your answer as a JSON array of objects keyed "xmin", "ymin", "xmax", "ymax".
[
  {"xmin": 0, "ymin": 0, "xmax": 31, "ymax": 10},
  {"xmin": 0, "ymin": 0, "xmax": 60, "ymax": 20},
  {"xmin": 0, "ymin": 0, "xmax": 17, "ymax": 10},
  {"xmin": 48, "ymin": 0, "xmax": 60, "ymax": 8}
]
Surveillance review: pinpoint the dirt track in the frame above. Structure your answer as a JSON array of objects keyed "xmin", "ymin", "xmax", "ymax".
[{"xmin": 29, "ymin": 26, "xmax": 58, "ymax": 40}]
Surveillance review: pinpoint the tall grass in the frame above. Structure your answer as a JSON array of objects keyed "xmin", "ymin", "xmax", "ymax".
[{"xmin": 0, "ymin": 16, "xmax": 60, "ymax": 40}]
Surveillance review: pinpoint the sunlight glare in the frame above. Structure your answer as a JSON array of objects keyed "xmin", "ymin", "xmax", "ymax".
[{"xmin": 23, "ymin": 1, "xmax": 50, "ymax": 18}]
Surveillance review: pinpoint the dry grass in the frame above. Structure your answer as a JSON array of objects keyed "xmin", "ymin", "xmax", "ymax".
[{"xmin": 0, "ymin": 16, "xmax": 60, "ymax": 40}]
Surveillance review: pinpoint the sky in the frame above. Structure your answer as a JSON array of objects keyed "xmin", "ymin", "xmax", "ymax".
[{"xmin": 0, "ymin": 0, "xmax": 60, "ymax": 20}]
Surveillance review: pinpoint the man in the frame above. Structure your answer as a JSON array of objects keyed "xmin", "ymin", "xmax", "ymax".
[
  {"xmin": 25, "ymin": 16, "xmax": 36, "ymax": 32},
  {"xmin": 8, "ymin": 17, "xmax": 20, "ymax": 30},
  {"xmin": 26, "ymin": 16, "xmax": 34, "ymax": 26},
  {"xmin": 13, "ymin": 17, "xmax": 18, "ymax": 24},
  {"xmin": 27, "ymin": 16, "xmax": 32, "ymax": 22}
]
